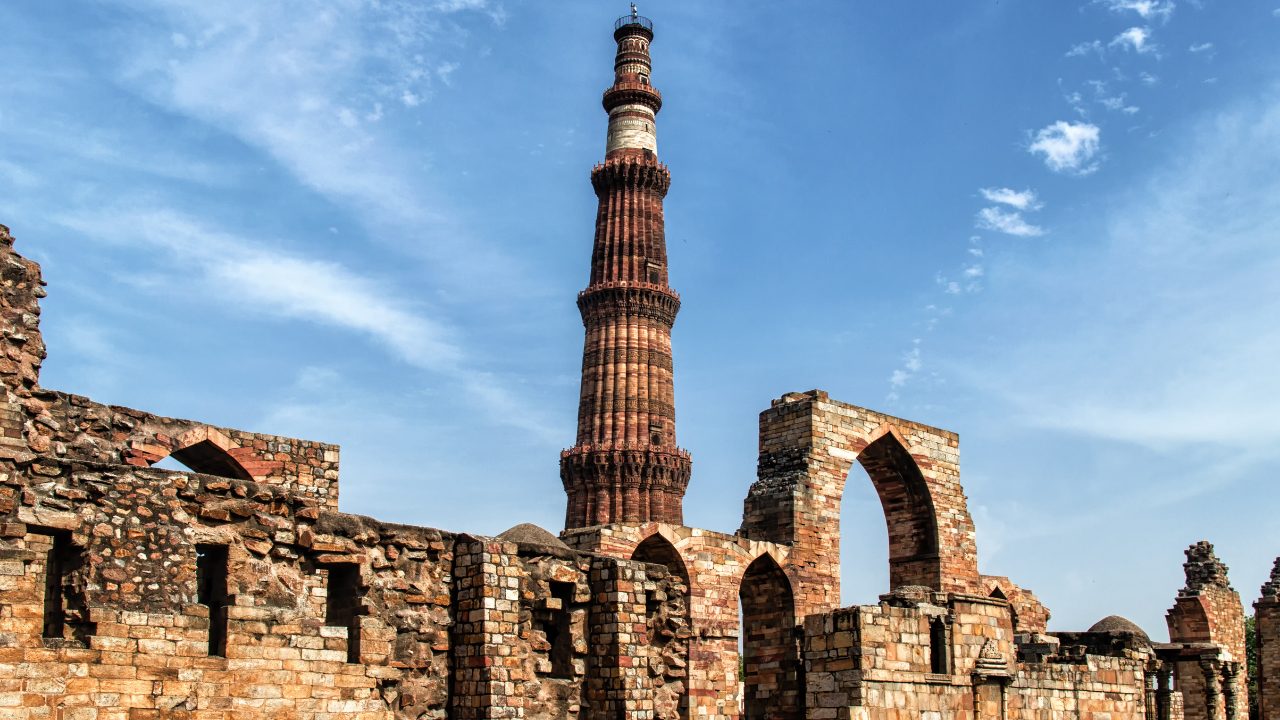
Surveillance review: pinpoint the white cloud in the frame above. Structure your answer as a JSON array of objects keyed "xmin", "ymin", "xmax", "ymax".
[
  {"xmin": 1067, "ymin": 40, "xmax": 1105, "ymax": 58},
  {"xmin": 962, "ymin": 91, "xmax": 1280, "ymax": 450},
  {"xmin": 964, "ymin": 265, "xmax": 984, "ymax": 278},
  {"xmin": 1140, "ymin": 72, "xmax": 1159, "ymax": 85},
  {"xmin": 904, "ymin": 347, "xmax": 922, "ymax": 372},
  {"xmin": 1189, "ymin": 43, "xmax": 1214, "ymax": 53},
  {"xmin": 981, "ymin": 187, "xmax": 1043, "ymax": 210},
  {"xmin": 1100, "ymin": 96, "xmax": 1124, "ymax": 111},
  {"xmin": 60, "ymin": 209, "xmax": 463, "ymax": 371},
  {"xmin": 1028, "ymin": 121, "xmax": 1102, "ymax": 175},
  {"xmin": 890, "ymin": 370, "xmax": 909, "ymax": 387},
  {"xmin": 976, "ymin": 207, "xmax": 1046, "ymax": 237},
  {"xmin": 1110, "ymin": 27, "xmax": 1157, "ymax": 54},
  {"xmin": 103, "ymin": 0, "xmax": 499, "ymax": 252},
  {"xmin": 1095, "ymin": 0, "xmax": 1175, "ymax": 21}
]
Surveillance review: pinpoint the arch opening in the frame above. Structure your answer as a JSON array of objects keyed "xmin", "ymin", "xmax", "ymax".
[
  {"xmin": 852, "ymin": 432, "xmax": 941, "ymax": 592},
  {"xmin": 167, "ymin": 439, "xmax": 253, "ymax": 480},
  {"xmin": 631, "ymin": 534, "xmax": 690, "ymax": 720},
  {"xmin": 632, "ymin": 533, "xmax": 690, "ymax": 585},
  {"xmin": 739, "ymin": 553, "xmax": 803, "ymax": 720},
  {"xmin": 838, "ymin": 459, "xmax": 890, "ymax": 607}
]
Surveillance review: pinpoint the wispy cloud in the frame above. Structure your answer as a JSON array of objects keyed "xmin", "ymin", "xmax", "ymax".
[
  {"xmin": 53, "ymin": 208, "xmax": 558, "ymax": 441},
  {"xmin": 976, "ymin": 207, "xmax": 1045, "ymax": 237},
  {"xmin": 103, "ymin": 0, "xmax": 502, "ymax": 265},
  {"xmin": 890, "ymin": 346, "xmax": 922, "ymax": 388},
  {"xmin": 1028, "ymin": 121, "xmax": 1102, "ymax": 175},
  {"xmin": 60, "ymin": 209, "xmax": 463, "ymax": 370},
  {"xmin": 1067, "ymin": 40, "xmax": 1105, "ymax": 58},
  {"xmin": 981, "ymin": 187, "xmax": 1043, "ymax": 210},
  {"xmin": 1110, "ymin": 27, "xmax": 1157, "ymax": 54},
  {"xmin": 1094, "ymin": 0, "xmax": 1175, "ymax": 22}
]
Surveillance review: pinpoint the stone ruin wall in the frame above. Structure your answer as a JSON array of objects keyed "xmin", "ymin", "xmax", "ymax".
[
  {"xmin": 0, "ymin": 224, "xmax": 701, "ymax": 720},
  {"xmin": 0, "ymin": 211, "xmax": 1272, "ymax": 720},
  {"xmin": 0, "ymin": 447, "xmax": 694, "ymax": 720},
  {"xmin": 804, "ymin": 598, "xmax": 1152, "ymax": 720}
]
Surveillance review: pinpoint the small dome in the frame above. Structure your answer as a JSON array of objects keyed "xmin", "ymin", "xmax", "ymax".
[
  {"xmin": 1088, "ymin": 615, "xmax": 1150, "ymax": 641},
  {"xmin": 498, "ymin": 523, "xmax": 570, "ymax": 550}
]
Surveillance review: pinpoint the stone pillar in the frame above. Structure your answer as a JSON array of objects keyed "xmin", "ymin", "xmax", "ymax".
[
  {"xmin": 1158, "ymin": 661, "xmax": 1175, "ymax": 720},
  {"xmin": 452, "ymin": 536, "xmax": 525, "ymax": 720},
  {"xmin": 1146, "ymin": 660, "xmax": 1159, "ymax": 720},
  {"xmin": 1222, "ymin": 661, "xmax": 1239, "ymax": 720},
  {"xmin": 1200, "ymin": 657, "xmax": 1223, "ymax": 720},
  {"xmin": 587, "ymin": 556, "xmax": 655, "ymax": 720}
]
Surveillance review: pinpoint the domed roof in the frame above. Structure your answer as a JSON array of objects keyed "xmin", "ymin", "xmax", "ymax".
[
  {"xmin": 497, "ymin": 523, "xmax": 570, "ymax": 550},
  {"xmin": 1088, "ymin": 615, "xmax": 1150, "ymax": 641}
]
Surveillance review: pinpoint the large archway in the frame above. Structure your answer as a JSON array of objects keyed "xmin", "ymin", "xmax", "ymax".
[
  {"xmin": 631, "ymin": 534, "xmax": 690, "ymax": 720},
  {"xmin": 855, "ymin": 431, "xmax": 941, "ymax": 591},
  {"xmin": 838, "ymin": 459, "xmax": 891, "ymax": 606},
  {"xmin": 739, "ymin": 553, "xmax": 802, "ymax": 720}
]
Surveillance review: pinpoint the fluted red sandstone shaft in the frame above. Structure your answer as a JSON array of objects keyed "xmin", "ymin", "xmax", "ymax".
[{"xmin": 561, "ymin": 15, "xmax": 691, "ymax": 529}]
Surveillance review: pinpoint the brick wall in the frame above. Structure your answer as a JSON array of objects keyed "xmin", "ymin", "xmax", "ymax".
[
  {"xmin": 741, "ymin": 390, "xmax": 979, "ymax": 618},
  {"xmin": 1167, "ymin": 542, "xmax": 1248, "ymax": 720},
  {"xmin": 804, "ymin": 594, "xmax": 1151, "ymax": 720},
  {"xmin": 1255, "ymin": 559, "xmax": 1280, "ymax": 720}
]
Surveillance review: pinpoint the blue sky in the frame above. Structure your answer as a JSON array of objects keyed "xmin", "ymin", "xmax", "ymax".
[{"xmin": 3, "ymin": 0, "xmax": 1280, "ymax": 636}]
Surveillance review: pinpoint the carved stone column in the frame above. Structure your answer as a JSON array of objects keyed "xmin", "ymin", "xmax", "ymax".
[
  {"xmin": 1157, "ymin": 660, "xmax": 1175, "ymax": 720},
  {"xmin": 1146, "ymin": 659, "xmax": 1159, "ymax": 720},
  {"xmin": 1222, "ymin": 661, "xmax": 1240, "ymax": 720},
  {"xmin": 1201, "ymin": 657, "xmax": 1223, "ymax": 720}
]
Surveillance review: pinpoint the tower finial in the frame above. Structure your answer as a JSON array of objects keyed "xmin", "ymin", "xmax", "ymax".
[{"xmin": 631, "ymin": 3, "xmax": 638, "ymax": 18}]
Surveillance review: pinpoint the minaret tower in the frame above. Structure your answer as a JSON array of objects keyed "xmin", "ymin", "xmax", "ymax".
[{"xmin": 560, "ymin": 9, "xmax": 691, "ymax": 529}]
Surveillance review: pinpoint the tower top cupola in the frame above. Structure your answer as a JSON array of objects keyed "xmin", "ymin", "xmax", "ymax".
[{"xmin": 603, "ymin": 8, "xmax": 662, "ymax": 158}]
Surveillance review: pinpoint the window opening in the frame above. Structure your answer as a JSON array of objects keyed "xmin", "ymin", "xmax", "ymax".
[
  {"xmin": 647, "ymin": 261, "xmax": 663, "ymax": 284},
  {"xmin": 546, "ymin": 581, "xmax": 575, "ymax": 679},
  {"xmin": 650, "ymin": 422, "xmax": 664, "ymax": 446},
  {"xmin": 197, "ymin": 544, "xmax": 229, "ymax": 657},
  {"xmin": 326, "ymin": 564, "xmax": 364, "ymax": 664},
  {"xmin": 41, "ymin": 534, "xmax": 64, "ymax": 640},
  {"xmin": 36, "ymin": 531, "xmax": 92, "ymax": 645},
  {"xmin": 930, "ymin": 618, "xmax": 949, "ymax": 674}
]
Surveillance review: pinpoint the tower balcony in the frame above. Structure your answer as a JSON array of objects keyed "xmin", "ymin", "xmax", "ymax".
[
  {"xmin": 603, "ymin": 82, "xmax": 662, "ymax": 113},
  {"xmin": 615, "ymin": 15, "xmax": 653, "ymax": 32}
]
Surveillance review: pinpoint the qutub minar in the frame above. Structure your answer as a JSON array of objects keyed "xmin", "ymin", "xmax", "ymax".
[
  {"xmin": 0, "ymin": 9, "xmax": 1272, "ymax": 720},
  {"xmin": 561, "ymin": 8, "xmax": 692, "ymax": 529}
]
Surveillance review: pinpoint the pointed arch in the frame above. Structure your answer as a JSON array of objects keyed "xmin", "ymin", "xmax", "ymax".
[
  {"xmin": 855, "ymin": 430, "xmax": 941, "ymax": 591},
  {"xmin": 631, "ymin": 532, "xmax": 690, "ymax": 585},
  {"xmin": 137, "ymin": 426, "xmax": 254, "ymax": 480},
  {"xmin": 632, "ymin": 532, "xmax": 691, "ymax": 720},
  {"xmin": 740, "ymin": 553, "xmax": 803, "ymax": 720},
  {"xmin": 169, "ymin": 439, "xmax": 253, "ymax": 480}
]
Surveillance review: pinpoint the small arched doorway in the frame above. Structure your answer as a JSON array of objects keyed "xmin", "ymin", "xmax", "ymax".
[
  {"xmin": 739, "ymin": 553, "xmax": 802, "ymax": 720},
  {"xmin": 631, "ymin": 534, "xmax": 690, "ymax": 720}
]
